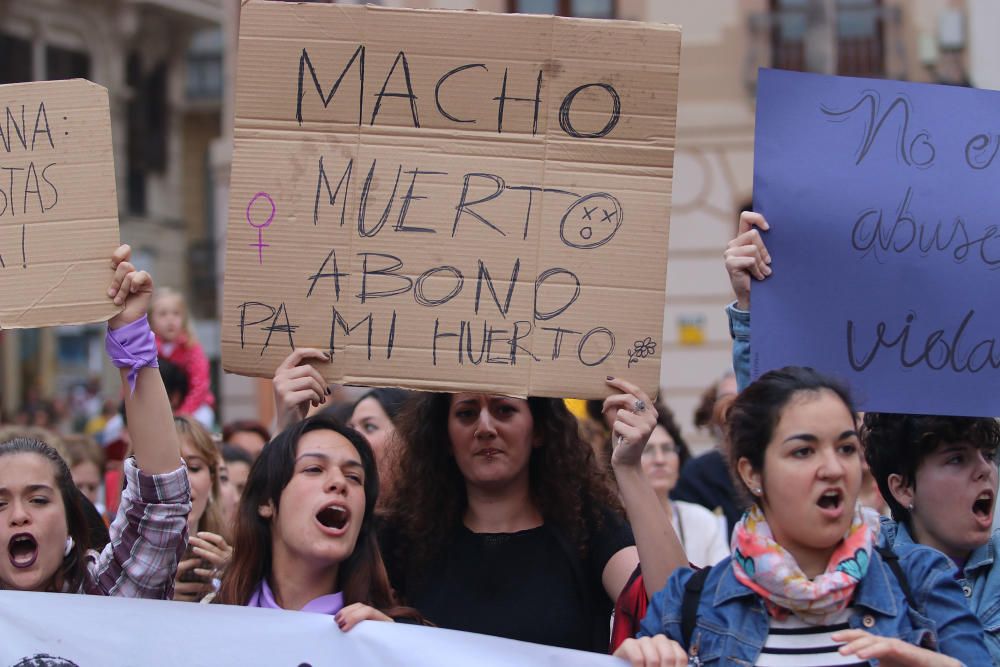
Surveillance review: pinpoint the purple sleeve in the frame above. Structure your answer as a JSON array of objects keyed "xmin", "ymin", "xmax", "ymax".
[{"xmin": 84, "ymin": 458, "xmax": 191, "ymax": 598}]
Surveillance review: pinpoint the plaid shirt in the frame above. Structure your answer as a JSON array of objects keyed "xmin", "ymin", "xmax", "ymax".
[{"xmin": 77, "ymin": 458, "xmax": 190, "ymax": 598}]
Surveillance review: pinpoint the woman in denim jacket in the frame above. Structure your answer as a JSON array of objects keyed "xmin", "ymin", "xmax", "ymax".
[
  {"xmin": 719, "ymin": 211, "xmax": 1000, "ymax": 665},
  {"xmin": 619, "ymin": 365, "xmax": 988, "ymax": 666}
]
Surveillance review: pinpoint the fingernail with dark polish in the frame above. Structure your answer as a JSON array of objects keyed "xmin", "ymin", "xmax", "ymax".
[{"xmin": 606, "ymin": 376, "xmax": 614, "ymax": 381}]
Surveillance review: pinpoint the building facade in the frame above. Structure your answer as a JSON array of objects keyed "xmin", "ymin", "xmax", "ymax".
[
  {"xmin": 0, "ymin": 0, "xmax": 986, "ymax": 446},
  {"xmin": 0, "ymin": 0, "xmax": 224, "ymax": 422},
  {"xmin": 216, "ymin": 0, "xmax": 982, "ymax": 446}
]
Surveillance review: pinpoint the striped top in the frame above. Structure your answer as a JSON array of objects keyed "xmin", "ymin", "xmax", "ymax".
[{"xmin": 756, "ymin": 608, "xmax": 865, "ymax": 666}]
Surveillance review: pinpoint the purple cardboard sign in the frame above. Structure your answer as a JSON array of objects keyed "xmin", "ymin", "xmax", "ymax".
[{"xmin": 752, "ymin": 68, "xmax": 1000, "ymax": 417}]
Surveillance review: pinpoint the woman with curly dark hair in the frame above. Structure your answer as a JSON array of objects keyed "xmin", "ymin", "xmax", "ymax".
[{"xmin": 376, "ymin": 377, "xmax": 686, "ymax": 652}]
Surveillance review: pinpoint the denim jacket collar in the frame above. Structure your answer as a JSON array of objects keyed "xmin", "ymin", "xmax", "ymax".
[
  {"xmin": 965, "ymin": 537, "xmax": 994, "ymax": 575},
  {"xmin": 712, "ymin": 561, "xmax": 759, "ymax": 606},
  {"xmin": 884, "ymin": 516, "xmax": 993, "ymax": 575},
  {"xmin": 851, "ymin": 551, "xmax": 899, "ymax": 617},
  {"xmin": 712, "ymin": 548, "xmax": 899, "ymax": 617}
]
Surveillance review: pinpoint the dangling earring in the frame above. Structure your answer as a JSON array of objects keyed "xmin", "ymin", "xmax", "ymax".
[{"xmin": 64, "ymin": 536, "xmax": 75, "ymax": 557}]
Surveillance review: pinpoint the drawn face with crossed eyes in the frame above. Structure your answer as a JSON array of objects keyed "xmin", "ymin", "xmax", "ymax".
[{"xmin": 559, "ymin": 193, "xmax": 622, "ymax": 249}]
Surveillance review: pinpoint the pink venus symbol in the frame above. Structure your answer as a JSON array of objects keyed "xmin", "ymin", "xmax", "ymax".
[{"xmin": 246, "ymin": 192, "xmax": 276, "ymax": 264}]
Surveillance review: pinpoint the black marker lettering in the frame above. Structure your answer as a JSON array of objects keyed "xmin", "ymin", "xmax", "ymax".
[
  {"xmin": 314, "ymin": 156, "xmax": 353, "ymax": 227},
  {"xmin": 820, "ymin": 92, "xmax": 935, "ymax": 168},
  {"xmin": 432, "ymin": 318, "xmax": 461, "ymax": 366},
  {"xmin": 558, "ymin": 83, "xmax": 621, "ymax": 139},
  {"xmin": 296, "ymin": 45, "xmax": 365, "ymax": 126},
  {"xmin": 395, "ymin": 168, "xmax": 446, "ymax": 233},
  {"xmin": 260, "ymin": 302, "xmax": 297, "ymax": 356},
  {"xmin": 370, "ymin": 51, "xmax": 420, "ymax": 128},
  {"xmin": 541, "ymin": 326, "xmax": 581, "ymax": 360},
  {"xmin": 23, "ymin": 161, "xmax": 42, "ymax": 214},
  {"xmin": 534, "ymin": 267, "xmax": 581, "ymax": 321},
  {"xmin": 486, "ymin": 325, "xmax": 511, "ymax": 364},
  {"xmin": 357, "ymin": 160, "xmax": 402, "ymax": 238},
  {"xmin": 414, "ymin": 266, "xmax": 464, "ymax": 307},
  {"xmin": 32, "ymin": 102, "xmax": 53, "ymax": 150},
  {"xmin": 464, "ymin": 320, "xmax": 486, "ymax": 365},
  {"xmin": 357, "ymin": 252, "xmax": 413, "ymax": 303},
  {"xmin": 577, "ymin": 327, "xmax": 615, "ymax": 366},
  {"xmin": 508, "ymin": 320, "xmax": 539, "ymax": 363},
  {"xmin": 965, "ymin": 133, "xmax": 1000, "ymax": 170},
  {"xmin": 329, "ymin": 308, "xmax": 374, "ymax": 361},
  {"xmin": 493, "ymin": 69, "xmax": 542, "ymax": 135},
  {"xmin": 306, "ymin": 248, "xmax": 349, "ymax": 301},
  {"xmin": 386, "ymin": 310, "xmax": 397, "ymax": 359},
  {"xmin": 475, "ymin": 258, "xmax": 520, "ymax": 317},
  {"xmin": 40, "ymin": 162, "xmax": 57, "ymax": 211},
  {"xmin": 452, "ymin": 173, "xmax": 507, "ymax": 237},
  {"xmin": 435, "ymin": 64, "xmax": 487, "ymax": 124}
]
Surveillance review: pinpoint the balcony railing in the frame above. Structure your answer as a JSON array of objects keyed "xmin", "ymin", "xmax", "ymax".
[{"xmin": 746, "ymin": 3, "xmax": 904, "ymax": 91}]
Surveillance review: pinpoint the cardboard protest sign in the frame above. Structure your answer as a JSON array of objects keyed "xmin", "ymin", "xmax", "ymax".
[
  {"xmin": 753, "ymin": 68, "xmax": 1000, "ymax": 417},
  {"xmin": 0, "ymin": 79, "xmax": 119, "ymax": 329},
  {"xmin": 222, "ymin": 1, "xmax": 679, "ymax": 398},
  {"xmin": 0, "ymin": 590, "xmax": 620, "ymax": 667}
]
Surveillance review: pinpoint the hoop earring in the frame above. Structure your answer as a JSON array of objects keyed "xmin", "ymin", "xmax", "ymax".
[{"xmin": 64, "ymin": 536, "xmax": 75, "ymax": 557}]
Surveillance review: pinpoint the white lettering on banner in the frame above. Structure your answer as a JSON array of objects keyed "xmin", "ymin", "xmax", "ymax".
[{"xmin": 0, "ymin": 590, "xmax": 620, "ymax": 666}]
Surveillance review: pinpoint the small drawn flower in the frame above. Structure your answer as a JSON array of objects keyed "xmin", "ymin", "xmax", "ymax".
[{"xmin": 627, "ymin": 337, "xmax": 657, "ymax": 367}]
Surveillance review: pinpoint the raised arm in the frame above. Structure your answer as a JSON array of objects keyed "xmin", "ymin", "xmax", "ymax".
[
  {"xmin": 87, "ymin": 246, "xmax": 191, "ymax": 599},
  {"xmin": 107, "ymin": 245, "xmax": 179, "ymax": 474},
  {"xmin": 725, "ymin": 211, "xmax": 771, "ymax": 393},
  {"xmin": 605, "ymin": 377, "xmax": 687, "ymax": 597}
]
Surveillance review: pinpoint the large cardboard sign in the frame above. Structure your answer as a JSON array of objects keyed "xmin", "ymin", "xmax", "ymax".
[
  {"xmin": 222, "ymin": 1, "xmax": 679, "ymax": 398},
  {"xmin": 0, "ymin": 79, "xmax": 119, "ymax": 329},
  {"xmin": 0, "ymin": 590, "xmax": 620, "ymax": 666},
  {"xmin": 753, "ymin": 68, "xmax": 1000, "ymax": 416}
]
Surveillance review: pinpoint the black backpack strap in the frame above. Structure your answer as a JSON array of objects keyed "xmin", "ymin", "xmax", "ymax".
[
  {"xmin": 876, "ymin": 545, "xmax": 918, "ymax": 612},
  {"xmin": 681, "ymin": 566, "xmax": 712, "ymax": 649}
]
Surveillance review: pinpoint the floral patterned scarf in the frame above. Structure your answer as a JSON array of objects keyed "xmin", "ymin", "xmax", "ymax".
[{"xmin": 730, "ymin": 503, "xmax": 880, "ymax": 625}]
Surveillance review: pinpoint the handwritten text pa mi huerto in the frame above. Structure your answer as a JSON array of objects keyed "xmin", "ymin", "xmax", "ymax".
[
  {"xmin": 237, "ymin": 158, "xmax": 626, "ymax": 370},
  {"xmin": 820, "ymin": 89, "xmax": 1000, "ymax": 375},
  {"xmin": 234, "ymin": 46, "xmax": 652, "ymax": 372}
]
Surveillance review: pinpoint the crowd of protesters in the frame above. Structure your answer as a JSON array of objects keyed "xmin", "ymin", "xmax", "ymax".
[{"xmin": 1, "ymin": 223, "xmax": 997, "ymax": 667}]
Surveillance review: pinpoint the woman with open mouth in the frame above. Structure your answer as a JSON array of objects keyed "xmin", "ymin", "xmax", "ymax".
[
  {"xmin": 726, "ymin": 211, "xmax": 1000, "ymax": 665},
  {"xmin": 863, "ymin": 414, "xmax": 1000, "ymax": 664},
  {"xmin": 619, "ymin": 366, "xmax": 989, "ymax": 666},
  {"xmin": 0, "ymin": 246, "xmax": 190, "ymax": 598},
  {"xmin": 270, "ymin": 351, "xmax": 687, "ymax": 652},
  {"xmin": 212, "ymin": 414, "xmax": 419, "ymax": 630}
]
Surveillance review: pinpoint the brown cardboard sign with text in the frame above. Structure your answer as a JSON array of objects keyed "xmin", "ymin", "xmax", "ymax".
[
  {"xmin": 0, "ymin": 79, "xmax": 119, "ymax": 329},
  {"xmin": 223, "ymin": 1, "xmax": 679, "ymax": 398}
]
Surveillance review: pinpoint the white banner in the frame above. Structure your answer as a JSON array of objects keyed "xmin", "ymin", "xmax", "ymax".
[{"xmin": 0, "ymin": 591, "xmax": 621, "ymax": 666}]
